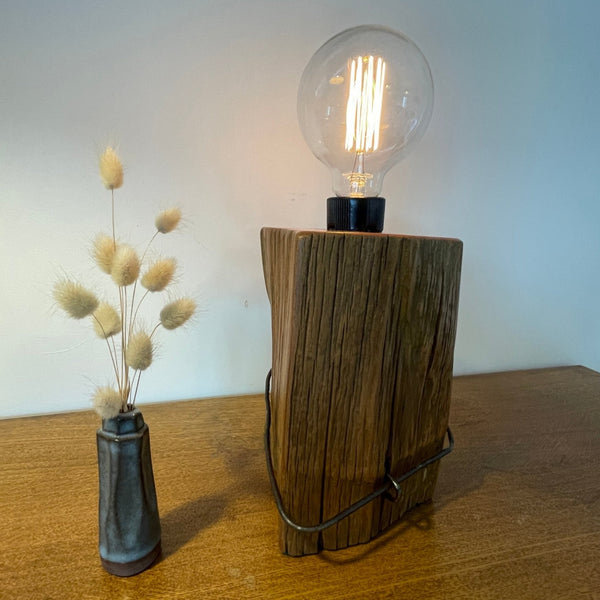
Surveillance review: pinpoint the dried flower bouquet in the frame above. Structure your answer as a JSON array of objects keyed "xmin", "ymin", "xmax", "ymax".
[{"xmin": 54, "ymin": 147, "xmax": 196, "ymax": 419}]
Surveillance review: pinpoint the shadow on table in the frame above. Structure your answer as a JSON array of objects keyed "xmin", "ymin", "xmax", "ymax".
[
  {"xmin": 314, "ymin": 501, "xmax": 437, "ymax": 566},
  {"xmin": 316, "ymin": 440, "xmax": 487, "ymax": 565},
  {"xmin": 159, "ymin": 492, "xmax": 228, "ymax": 559}
]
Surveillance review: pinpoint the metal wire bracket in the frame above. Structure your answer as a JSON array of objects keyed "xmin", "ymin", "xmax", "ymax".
[{"xmin": 264, "ymin": 370, "xmax": 454, "ymax": 533}]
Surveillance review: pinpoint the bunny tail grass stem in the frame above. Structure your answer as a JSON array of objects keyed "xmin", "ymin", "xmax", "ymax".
[
  {"xmin": 122, "ymin": 287, "xmax": 130, "ymax": 404},
  {"xmin": 110, "ymin": 335, "xmax": 119, "ymax": 381},
  {"xmin": 131, "ymin": 369, "xmax": 142, "ymax": 407},
  {"xmin": 92, "ymin": 315, "xmax": 121, "ymax": 388},
  {"xmin": 140, "ymin": 230, "xmax": 159, "ymax": 266},
  {"xmin": 111, "ymin": 189, "xmax": 116, "ymax": 248},
  {"xmin": 118, "ymin": 286, "xmax": 124, "ymax": 389},
  {"xmin": 130, "ymin": 289, "xmax": 150, "ymax": 340},
  {"xmin": 128, "ymin": 230, "xmax": 158, "ymax": 338},
  {"xmin": 117, "ymin": 285, "xmax": 128, "ymax": 403},
  {"xmin": 128, "ymin": 282, "xmax": 138, "ymax": 342}
]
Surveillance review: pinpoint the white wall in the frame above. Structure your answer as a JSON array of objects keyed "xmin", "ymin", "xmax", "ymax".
[{"xmin": 1, "ymin": 0, "xmax": 599, "ymax": 417}]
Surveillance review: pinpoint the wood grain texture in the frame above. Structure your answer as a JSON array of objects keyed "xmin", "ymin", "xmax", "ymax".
[
  {"xmin": 261, "ymin": 228, "xmax": 463, "ymax": 555},
  {"xmin": 0, "ymin": 367, "xmax": 599, "ymax": 599}
]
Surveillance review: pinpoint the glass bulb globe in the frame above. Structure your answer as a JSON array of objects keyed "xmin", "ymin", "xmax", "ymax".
[{"xmin": 298, "ymin": 25, "xmax": 434, "ymax": 200}]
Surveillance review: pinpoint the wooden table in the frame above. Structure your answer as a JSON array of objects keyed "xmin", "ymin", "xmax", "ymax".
[{"xmin": 1, "ymin": 366, "xmax": 599, "ymax": 599}]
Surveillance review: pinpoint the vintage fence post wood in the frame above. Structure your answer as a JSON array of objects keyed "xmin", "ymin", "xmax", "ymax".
[{"xmin": 261, "ymin": 228, "xmax": 462, "ymax": 556}]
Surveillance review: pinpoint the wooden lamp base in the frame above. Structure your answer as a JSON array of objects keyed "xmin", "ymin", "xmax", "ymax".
[{"xmin": 261, "ymin": 228, "xmax": 463, "ymax": 556}]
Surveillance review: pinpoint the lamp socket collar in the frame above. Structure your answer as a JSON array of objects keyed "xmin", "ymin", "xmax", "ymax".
[{"xmin": 327, "ymin": 196, "xmax": 385, "ymax": 233}]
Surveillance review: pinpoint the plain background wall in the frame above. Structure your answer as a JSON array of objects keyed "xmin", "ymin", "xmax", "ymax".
[{"xmin": 1, "ymin": 0, "xmax": 599, "ymax": 418}]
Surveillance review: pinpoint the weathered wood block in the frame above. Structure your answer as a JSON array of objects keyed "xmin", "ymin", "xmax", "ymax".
[{"xmin": 261, "ymin": 228, "xmax": 462, "ymax": 556}]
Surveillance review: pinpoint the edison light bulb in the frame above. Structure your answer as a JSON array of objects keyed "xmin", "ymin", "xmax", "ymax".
[{"xmin": 297, "ymin": 25, "xmax": 434, "ymax": 231}]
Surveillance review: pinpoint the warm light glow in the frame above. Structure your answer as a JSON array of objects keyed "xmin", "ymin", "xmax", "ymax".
[
  {"xmin": 345, "ymin": 56, "xmax": 386, "ymax": 153},
  {"xmin": 297, "ymin": 25, "xmax": 434, "ymax": 200}
]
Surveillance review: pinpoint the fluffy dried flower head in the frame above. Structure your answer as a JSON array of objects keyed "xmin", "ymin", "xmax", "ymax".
[
  {"xmin": 54, "ymin": 279, "xmax": 99, "ymax": 319},
  {"xmin": 111, "ymin": 244, "xmax": 140, "ymax": 287},
  {"xmin": 93, "ymin": 234, "xmax": 117, "ymax": 274},
  {"xmin": 92, "ymin": 386, "xmax": 123, "ymax": 419},
  {"xmin": 160, "ymin": 298, "xmax": 196, "ymax": 330},
  {"xmin": 92, "ymin": 302, "xmax": 121, "ymax": 338},
  {"xmin": 155, "ymin": 207, "xmax": 181, "ymax": 234},
  {"xmin": 141, "ymin": 258, "xmax": 176, "ymax": 292},
  {"xmin": 99, "ymin": 147, "xmax": 123, "ymax": 190},
  {"xmin": 126, "ymin": 332, "xmax": 153, "ymax": 371}
]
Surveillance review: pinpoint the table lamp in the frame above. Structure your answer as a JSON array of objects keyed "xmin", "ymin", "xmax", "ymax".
[{"xmin": 261, "ymin": 25, "xmax": 462, "ymax": 556}]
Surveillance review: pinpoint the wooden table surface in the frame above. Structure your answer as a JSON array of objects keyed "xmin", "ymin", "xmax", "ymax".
[{"xmin": 1, "ymin": 366, "xmax": 599, "ymax": 599}]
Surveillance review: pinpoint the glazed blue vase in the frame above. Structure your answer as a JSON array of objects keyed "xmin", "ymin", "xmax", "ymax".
[{"xmin": 97, "ymin": 409, "xmax": 161, "ymax": 576}]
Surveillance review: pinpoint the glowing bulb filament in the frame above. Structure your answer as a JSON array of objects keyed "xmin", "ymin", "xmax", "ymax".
[{"xmin": 345, "ymin": 56, "xmax": 386, "ymax": 153}]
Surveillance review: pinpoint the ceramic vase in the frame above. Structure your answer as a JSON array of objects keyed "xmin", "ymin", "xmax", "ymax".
[{"xmin": 96, "ymin": 409, "xmax": 161, "ymax": 576}]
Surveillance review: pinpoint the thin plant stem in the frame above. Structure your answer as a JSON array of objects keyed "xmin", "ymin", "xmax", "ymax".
[
  {"xmin": 150, "ymin": 323, "xmax": 161, "ymax": 339},
  {"xmin": 122, "ymin": 286, "xmax": 129, "ymax": 405},
  {"xmin": 131, "ymin": 369, "xmax": 142, "ymax": 408},
  {"xmin": 92, "ymin": 315, "xmax": 121, "ymax": 388},
  {"xmin": 118, "ymin": 285, "xmax": 126, "ymax": 402},
  {"xmin": 130, "ymin": 290, "xmax": 149, "ymax": 339},
  {"xmin": 129, "ymin": 282, "xmax": 138, "ymax": 341},
  {"xmin": 111, "ymin": 186, "xmax": 125, "ymax": 406},
  {"xmin": 140, "ymin": 231, "xmax": 159, "ymax": 265},
  {"xmin": 128, "ymin": 231, "xmax": 158, "ymax": 339},
  {"xmin": 111, "ymin": 189, "xmax": 116, "ymax": 248},
  {"xmin": 110, "ymin": 335, "xmax": 119, "ymax": 382}
]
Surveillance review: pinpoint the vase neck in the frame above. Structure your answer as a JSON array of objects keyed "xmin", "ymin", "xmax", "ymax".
[{"xmin": 101, "ymin": 409, "xmax": 145, "ymax": 435}]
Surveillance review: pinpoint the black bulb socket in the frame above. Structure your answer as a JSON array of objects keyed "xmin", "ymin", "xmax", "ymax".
[{"xmin": 327, "ymin": 196, "xmax": 385, "ymax": 233}]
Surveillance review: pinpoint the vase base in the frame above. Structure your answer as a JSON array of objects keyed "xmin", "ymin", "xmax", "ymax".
[{"xmin": 100, "ymin": 540, "xmax": 162, "ymax": 577}]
